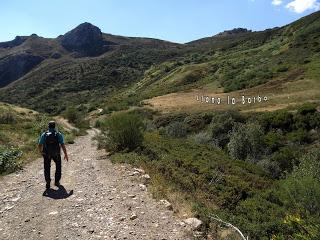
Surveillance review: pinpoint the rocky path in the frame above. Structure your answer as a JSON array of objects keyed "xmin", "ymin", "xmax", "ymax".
[{"xmin": 0, "ymin": 129, "xmax": 191, "ymax": 240}]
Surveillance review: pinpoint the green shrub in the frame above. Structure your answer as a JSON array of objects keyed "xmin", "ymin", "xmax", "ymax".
[
  {"xmin": 64, "ymin": 107, "xmax": 80, "ymax": 124},
  {"xmin": 257, "ymin": 158, "xmax": 281, "ymax": 179},
  {"xmin": 297, "ymin": 103, "xmax": 317, "ymax": 115},
  {"xmin": 286, "ymin": 129, "xmax": 311, "ymax": 144},
  {"xmin": 277, "ymin": 66, "xmax": 289, "ymax": 72},
  {"xmin": 165, "ymin": 121, "xmax": 188, "ymax": 138},
  {"xmin": 270, "ymin": 149, "xmax": 320, "ymax": 239},
  {"xmin": 183, "ymin": 113, "xmax": 212, "ymax": 132},
  {"xmin": 264, "ymin": 130, "xmax": 284, "ymax": 152},
  {"xmin": 152, "ymin": 113, "xmax": 187, "ymax": 128},
  {"xmin": 191, "ymin": 131, "xmax": 213, "ymax": 144},
  {"xmin": 259, "ymin": 110, "xmax": 294, "ymax": 132},
  {"xmin": 293, "ymin": 106, "xmax": 320, "ymax": 130},
  {"xmin": 228, "ymin": 123, "xmax": 265, "ymax": 162},
  {"xmin": 269, "ymin": 146, "xmax": 299, "ymax": 174},
  {"xmin": 32, "ymin": 115, "xmax": 50, "ymax": 134},
  {"xmin": 0, "ymin": 147, "xmax": 22, "ymax": 174},
  {"xmin": 209, "ymin": 111, "xmax": 244, "ymax": 148},
  {"xmin": 103, "ymin": 112, "xmax": 144, "ymax": 151}
]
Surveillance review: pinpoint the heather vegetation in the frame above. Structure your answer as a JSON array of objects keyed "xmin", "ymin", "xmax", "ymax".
[{"xmin": 96, "ymin": 103, "xmax": 320, "ymax": 239}]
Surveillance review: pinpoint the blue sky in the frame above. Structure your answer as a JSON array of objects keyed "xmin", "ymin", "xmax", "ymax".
[{"xmin": 0, "ymin": 0, "xmax": 319, "ymax": 43}]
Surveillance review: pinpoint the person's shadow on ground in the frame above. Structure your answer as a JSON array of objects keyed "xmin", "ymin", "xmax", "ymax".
[{"xmin": 42, "ymin": 185, "xmax": 73, "ymax": 199}]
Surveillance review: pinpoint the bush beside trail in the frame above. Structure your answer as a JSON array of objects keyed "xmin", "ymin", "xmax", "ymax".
[
  {"xmin": 99, "ymin": 112, "xmax": 145, "ymax": 152},
  {"xmin": 0, "ymin": 147, "xmax": 22, "ymax": 174}
]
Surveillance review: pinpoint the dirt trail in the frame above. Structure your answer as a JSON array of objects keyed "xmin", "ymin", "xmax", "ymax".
[{"xmin": 0, "ymin": 129, "xmax": 190, "ymax": 240}]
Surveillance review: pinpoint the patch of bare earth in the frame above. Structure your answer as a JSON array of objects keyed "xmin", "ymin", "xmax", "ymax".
[{"xmin": 144, "ymin": 76, "xmax": 320, "ymax": 113}]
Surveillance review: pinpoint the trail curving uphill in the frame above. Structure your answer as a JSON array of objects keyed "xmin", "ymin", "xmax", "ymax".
[{"xmin": 0, "ymin": 129, "xmax": 190, "ymax": 240}]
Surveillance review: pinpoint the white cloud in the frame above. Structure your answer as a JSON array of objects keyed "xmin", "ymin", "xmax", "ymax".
[
  {"xmin": 286, "ymin": 0, "xmax": 320, "ymax": 13},
  {"xmin": 272, "ymin": 0, "xmax": 283, "ymax": 6}
]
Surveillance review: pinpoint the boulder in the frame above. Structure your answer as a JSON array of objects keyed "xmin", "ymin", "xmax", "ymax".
[{"xmin": 184, "ymin": 218, "xmax": 203, "ymax": 231}]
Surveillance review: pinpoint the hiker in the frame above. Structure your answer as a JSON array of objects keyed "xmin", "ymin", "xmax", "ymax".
[{"xmin": 38, "ymin": 121, "xmax": 69, "ymax": 189}]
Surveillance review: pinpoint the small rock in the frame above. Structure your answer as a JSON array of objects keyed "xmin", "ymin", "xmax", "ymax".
[
  {"xmin": 207, "ymin": 234, "xmax": 214, "ymax": 240},
  {"xmin": 5, "ymin": 205, "xmax": 14, "ymax": 211},
  {"xmin": 49, "ymin": 211, "xmax": 58, "ymax": 215},
  {"xmin": 184, "ymin": 218, "xmax": 203, "ymax": 231},
  {"xmin": 119, "ymin": 216, "xmax": 126, "ymax": 221},
  {"xmin": 72, "ymin": 223, "xmax": 79, "ymax": 227},
  {"xmin": 130, "ymin": 213, "xmax": 138, "ymax": 220},
  {"xmin": 193, "ymin": 231, "xmax": 204, "ymax": 238},
  {"xmin": 140, "ymin": 174, "xmax": 151, "ymax": 184},
  {"xmin": 25, "ymin": 218, "xmax": 31, "ymax": 222},
  {"xmin": 128, "ymin": 194, "xmax": 136, "ymax": 198},
  {"xmin": 160, "ymin": 199, "xmax": 173, "ymax": 210},
  {"xmin": 11, "ymin": 196, "xmax": 21, "ymax": 202},
  {"xmin": 139, "ymin": 184, "xmax": 147, "ymax": 191},
  {"xmin": 133, "ymin": 168, "xmax": 145, "ymax": 174},
  {"xmin": 178, "ymin": 221, "xmax": 186, "ymax": 227}
]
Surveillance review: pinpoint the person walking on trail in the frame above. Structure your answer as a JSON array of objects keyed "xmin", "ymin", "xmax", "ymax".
[{"xmin": 38, "ymin": 121, "xmax": 69, "ymax": 190}]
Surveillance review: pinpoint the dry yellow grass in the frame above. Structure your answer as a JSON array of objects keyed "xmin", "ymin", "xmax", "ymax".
[{"xmin": 144, "ymin": 77, "xmax": 320, "ymax": 113}]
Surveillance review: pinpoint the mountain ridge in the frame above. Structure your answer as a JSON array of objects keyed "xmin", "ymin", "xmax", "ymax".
[{"xmin": 0, "ymin": 11, "xmax": 319, "ymax": 114}]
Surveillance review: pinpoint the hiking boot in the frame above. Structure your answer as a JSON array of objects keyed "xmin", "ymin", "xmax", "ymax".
[
  {"xmin": 46, "ymin": 182, "xmax": 50, "ymax": 189},
  {"xmin": 54, "ymin": 181, "xmax": 60, "ymax": 187}
]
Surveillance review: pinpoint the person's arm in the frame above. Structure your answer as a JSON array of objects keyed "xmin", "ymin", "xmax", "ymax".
[
  {"xmin": 61, "ymin": 144, "xmax": 69, "ymax": 161},
  {"xmin": 38, "ymin": 133, "xmax": 44, "ymax": 155},
  {"xmin": 38, "ymin": 144, "xmax": 43, "ymax": 155}
]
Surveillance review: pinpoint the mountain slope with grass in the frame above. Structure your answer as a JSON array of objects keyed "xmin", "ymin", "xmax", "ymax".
[
  {"xmin": 112, "ymin": 12, "xmax": 320, "ymax": 114},
  {"xmin": 0, "ymin": 23, "xmax": 181, "ymax": 115},
  {"xmin": 0, "ymin": 12, "xmax": 319, "ymax": 115},
  {"xmin": 0, "ymin": 102, "xmax": 75, "ymax": 175}
]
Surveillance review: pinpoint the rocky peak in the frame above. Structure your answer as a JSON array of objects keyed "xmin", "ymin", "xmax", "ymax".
[
  {"xmin": 216, "ymin": 28, "xmax": 252, "ymax": 37},
  {"xmin": 58, "ymin": 22, "xmax": 104, "ymax": 57}
]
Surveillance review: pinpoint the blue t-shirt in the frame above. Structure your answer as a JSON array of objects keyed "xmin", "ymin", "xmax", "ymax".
[{"xmin": 38, "ymin": 128, "xmax": 64, "ymax": 145}]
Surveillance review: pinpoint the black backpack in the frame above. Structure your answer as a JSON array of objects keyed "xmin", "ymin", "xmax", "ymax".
[{"xmin": 44, "ymin": 131, "xmax": 60, "ymax": 156}]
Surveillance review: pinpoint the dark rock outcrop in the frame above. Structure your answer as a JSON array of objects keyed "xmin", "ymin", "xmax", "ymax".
[
  {"xmin": 0, "ymin": 36, "xmax": 28, "ymax": 48},
  {"xmin": 58, "ymin": 22, "xmax": 105, "ymax": 57},
  {"xmin": 217, "ymin": 28, "xmax": 252, "ymax": 37},
  {"xmin": 0, "ymin": 53, "xmax": 44, "ymax": 87}
]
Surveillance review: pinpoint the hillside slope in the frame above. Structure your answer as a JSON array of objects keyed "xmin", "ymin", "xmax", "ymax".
[
  {"xmin": 110, "ymin": 11, "xmax": 320, "ymax": 113},
  {"xmin": 0, "ymin": 102, "xmax": 75, "ymax": 174},
  {"xmin": 0, "ymin": 23, "xmax": 181, "ymax": 114},
  {"xmin": 0, "ymin": 12, "xmax": 319, "ymax": 115}
]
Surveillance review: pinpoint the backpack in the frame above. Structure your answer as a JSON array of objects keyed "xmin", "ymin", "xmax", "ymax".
[{"xmin": 44, "ymin": 131, "xmax": 60, "ymax": 156}]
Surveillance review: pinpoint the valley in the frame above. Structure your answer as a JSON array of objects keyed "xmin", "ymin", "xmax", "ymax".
[{"xmin": 0, "ymin": 10, "xmax": 320, "ymax": 240}]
